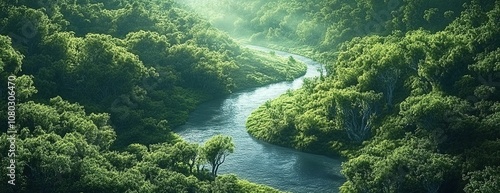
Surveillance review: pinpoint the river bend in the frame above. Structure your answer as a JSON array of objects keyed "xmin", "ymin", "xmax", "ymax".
[{"xmin": 176, "ymin": 45, "xmax": 344, "ymax": 193}]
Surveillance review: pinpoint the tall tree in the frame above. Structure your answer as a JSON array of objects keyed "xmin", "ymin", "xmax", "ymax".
[
  {"xmin": 201, "ymin": 135, "xmax": 234, "ymax": 176},
  {"xmin": 332, "ymin": 89, "xmax": 381, "ymax": 143}
]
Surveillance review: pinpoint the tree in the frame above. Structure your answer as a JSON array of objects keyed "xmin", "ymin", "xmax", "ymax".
[
  {"xmin": 341, "ymin": 138, "xmax": 456, "ymax": 193},
  {"xmin": 463, "ymin": 166, "xmax": 500, "ymax": 193},
  {"xmin": 201, "ymin": 135, "xmax": 234, "ymax": 176},
  {"xmin": 14, "ymin": 75, "xmax": 38, "ymax": 101},
  {"xmin": 212, "ymin": 174, "xmax": 242, "ymax": 193},
  {"xmin": 0, "ymin": 35, "xmax": 23, "ymax": 76},
  {"xmin": 73, "ymin": 34, "xmax": 153, "ymax": 102},
  {"xmin": 332, "ymin": 89, "xmax": 381, "ymax": 143},
  {"xmin": 172, "ymin": 141, "xmax": 199, "ymax": 174},
  {"xmin": 377, "ymin": 67, "xmax": 402, "ymax": 107},
  {"xmin": 125, "ymin": 30, "xmax": 170, "ymax": 67},
  {"xmin": 398, "ymin": 92, "xmax": 478, "ymax": 152},
  {"xmin": 470, "ymin": 48, "xmax": 500, "ymax": 88}
]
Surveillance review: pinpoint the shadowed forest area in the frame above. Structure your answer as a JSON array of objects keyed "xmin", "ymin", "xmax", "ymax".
[{"xmin": 1, "ymin": 0, "xmax": 499, "ymax": 192}]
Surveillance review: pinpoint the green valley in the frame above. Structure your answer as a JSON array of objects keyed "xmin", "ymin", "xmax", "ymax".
[
  {"xmin": 0, "ymin": 0, "xmax": 304, "ymax": 192},
  {"xmin": 184, "ymin": 0, "xmax": 500, "ymax": 192},
  {"xmin": 1, "ymin": 0, "xmax": 499, "ymax": 192}
]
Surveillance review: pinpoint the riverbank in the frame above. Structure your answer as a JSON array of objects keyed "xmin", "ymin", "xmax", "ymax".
[{"xmin": 176, "ymin": 45, "xmax": 344, "ymax": 193}]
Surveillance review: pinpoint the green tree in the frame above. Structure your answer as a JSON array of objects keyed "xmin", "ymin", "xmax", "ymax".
[
  {"xmin": 0, "ymin": 35, "xmax": 23, "ymax": 75},
  {"xmin": 464, "ymin": 166, "xmax": 500, "ymax": 193},
  {"xmin": 73, "ymin": 34, "xmax": 153, "ymax": 102},
  {"xmin": 399, "ymin": 92, "xmax": 478, "ymax": 152},
  {"xmin": 332, "ymin": 89, "xmax": 381, "ymax": 143},
  {"xmin": 212, "ymin": 174, "xmax": 242, "ymax": 193},
  {"xmin": 14, "ymin": 75, "xmax": 38, "ymax": 101},
  {"xmin": 341, "ymin": 138, "xmax": 456, "ymax": 193},
  {"xmin": 172, "ymin": 141, "xmax": 199, "ymax": 174},
  {"xmin": 201, "ymin": 135, "xmax": 235, "ymax": 176}
]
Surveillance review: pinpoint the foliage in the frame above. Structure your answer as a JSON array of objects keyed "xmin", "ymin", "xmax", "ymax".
[
  {"xmin": 182, "ymin": 0, "xmax": 471, "ymax": 52},
  {"xmin": 0, "ymin": 0, "xmax": 301, "ymax": 192},
  {"xmin": 463, "ymin": 166, "xmax": 500, "ymax": 193},
  {"xmin": 341, "ymin": 138, "xmax": 457, "ymax": 193},
  {"xmin": 245, "ymin": 0, "xmax": 500, "ymax": 192},
  {"xmin": 0, "ymin": 0, "xmax": 305, "ymax": 148},
  {"xmin": 0, "ymin": 35, "xmax": 23, "ymax": 76},
  {"xmin": 2, "ymin": 0, "xmax": 500, "ymax": 192},
  {"xmin": 201, "ymin": 135, "xmax": 235, "ymax": 176},
  {"xmin": 0, "ymin": 96, "xmax": 279, "ymax": 192}
]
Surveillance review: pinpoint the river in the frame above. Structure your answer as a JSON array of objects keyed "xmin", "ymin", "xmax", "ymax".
[{"xmin": 175, "ymin": 45, "xmax": 344, "ymax": 193}]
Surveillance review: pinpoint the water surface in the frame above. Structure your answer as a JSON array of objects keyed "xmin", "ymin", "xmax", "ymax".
[{"xmin": 176, "ymin": 45, "xmax": 344, "ymax": 193}]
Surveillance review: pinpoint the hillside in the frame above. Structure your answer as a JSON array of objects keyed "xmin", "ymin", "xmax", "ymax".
[
  {"xmin": 2, "ymin": 0, "xmax": 499, "ymax": 192},
  {"xmin": 188, "ymin": 0, "xmax": 500, "ymax": 192},
  {"xmin": 0, "ymin": 0, "xmax": 304, "ymax": 192}
]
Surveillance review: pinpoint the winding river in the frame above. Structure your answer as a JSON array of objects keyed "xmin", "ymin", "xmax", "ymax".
[{"xmin": 176, "ymin": 45, "xmax": 344, "ymax": 193}]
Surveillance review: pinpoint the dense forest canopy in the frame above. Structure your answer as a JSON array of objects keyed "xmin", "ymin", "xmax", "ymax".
[
  {"xmin": 229, "ymin": 0, "xmax": 499, "ymax": 192},
  {"xmin": 182, "ymin": 0, "xmax": 473, "ymax": 50},
  {"xmin": 182, "ymin": 0, "xmax": 500, "ymax": 192},
  {"xmin": 0, "ymin": 0, "xmax": 305, "ymax": 192},
  {"xmin": 1, "ymin": 0, "xmax": 500, "ymax": 192},
  {"xmin": 0, "ymin": 0, "xmax": 306, "ymax": 146}
]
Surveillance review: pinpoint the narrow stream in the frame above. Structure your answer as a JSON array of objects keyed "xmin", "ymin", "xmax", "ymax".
[{"xmin": 176, "ymin": 45, "xmax": 344, "ymax": 193}]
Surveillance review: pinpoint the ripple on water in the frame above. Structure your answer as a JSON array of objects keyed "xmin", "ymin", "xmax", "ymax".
[{"xmin": 176, "ymin": 45, "xmax": 344, "ymax": 193}]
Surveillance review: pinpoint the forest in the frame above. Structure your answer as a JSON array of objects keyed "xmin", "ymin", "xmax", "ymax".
[
  {"xmin": 217, "ymin": 0, "xmax": 499, "ymax": 192},
  {"xmin": 1, "ymin": 0, "xmax": 500, "ymax": 192},
  {"xmin": 187, "ymin": 0, "xmax": 497, "ymax": 192},
  {"xmin": 0, "ymin": 0, "xmax": 304, "ymax": 192}
]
